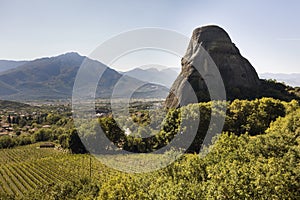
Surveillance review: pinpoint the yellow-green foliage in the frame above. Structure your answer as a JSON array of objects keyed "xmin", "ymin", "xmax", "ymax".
[
  {"xmin": 97, "ymin": 106, "xmax": 300, "ymax": 200},
  {"xmin": 0, "ymin": 98, "xmax": 299, "ymax": 199}
]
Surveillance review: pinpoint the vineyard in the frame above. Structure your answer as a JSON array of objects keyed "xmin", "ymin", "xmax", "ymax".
[{"xmin": 0, "ymin": 143, "xmax": 110, "ymax": 198}]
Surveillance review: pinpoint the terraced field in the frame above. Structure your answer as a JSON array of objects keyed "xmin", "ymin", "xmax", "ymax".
[{"xmin": 0, "ymin": 143, "xmax": 109, "ymax": 197}]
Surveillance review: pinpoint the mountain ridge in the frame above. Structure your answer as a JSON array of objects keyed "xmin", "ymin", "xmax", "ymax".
[
  {"xmin": 0, "ymin": 53, "xmax": 169, "ymax": 100},
  {"xmin": 0, "ymin": 50, "xmax": 298, "ymax": 102},
  {"xmin": 123, "ymin": 67, "xmax": 179, "ymax": 88},
  {"xmin": 259, "ymin": 73, "xmax": 300, "ymax": 87},
  {"xmin": 0, "ymin": 60, "xmax": 28, "ymax": 73}
]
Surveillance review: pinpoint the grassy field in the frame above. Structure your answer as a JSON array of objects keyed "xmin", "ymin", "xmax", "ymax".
[{"xmin": 0, "ymin": 143, "xmax": 113, "ymax": 198}]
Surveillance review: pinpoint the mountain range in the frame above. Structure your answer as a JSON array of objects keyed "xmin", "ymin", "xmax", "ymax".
[
  {"xmin": 123, "ymin": 68, "xmax": 300, "ymax": 88},
  {"xmin": 0, "ymin": 51, "xmax": 299, "ymax": 102},
  {"xmin": 259, "ymin": 73, "xmax": 300, "ymax": 87},
  {"xmin": 122, "ymin": 67, "xmax": 179, "ymax": 88},
  {"xmin": 0, "ymin": 60, "xmax": 28, "ymax": 73},
  {"xmin": 0, "ymin": 53, "xmax": 169, "ymax": 100},
  {"xmin": 1, "ymin": 59, "xmax": 298, "ymax": 90},
  {"xmin": 122, "ymin": 68, "xmax": 300, "ymax": 88}
]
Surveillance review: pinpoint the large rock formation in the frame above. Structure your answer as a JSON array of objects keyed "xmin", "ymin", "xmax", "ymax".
[{"xmin": 165, "ymin": 25, "xmax": 261, "ymax": 108}]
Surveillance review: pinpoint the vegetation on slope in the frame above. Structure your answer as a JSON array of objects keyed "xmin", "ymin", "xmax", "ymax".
[
  {"xmin": 0, "ymin": 107, "xmax": 299, "ymax": 199},
  {"xmin": 0, "ymin": 97, "xmax": 298, "ymax": 199}
]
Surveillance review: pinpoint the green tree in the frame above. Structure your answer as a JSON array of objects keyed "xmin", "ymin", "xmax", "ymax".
[
  {"xmin": 58, "ymin": 133, "xmax": 69, "ymax": 149},
  {"xmin": 0, "ymin": 136, "xmax": 15, "ymax": 148},
  {"xmin": 69, "ymin": 129, "xmax": 87, "ymax": 154},
  {"xmin": 31, "ymin": 128, "xmax": 52, "ymax": 142}
]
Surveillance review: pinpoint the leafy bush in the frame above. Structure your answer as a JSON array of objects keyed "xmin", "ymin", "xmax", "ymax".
[{"xmin": 31, "ymin": 128, "xmax": 52, "ymax": 142}]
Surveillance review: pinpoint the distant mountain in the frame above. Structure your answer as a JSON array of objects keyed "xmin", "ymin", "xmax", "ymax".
[
  {"xmin": 0, "ymin": 60, "xmax": 28, "ymax": 73},
  {"xmin": 123, "ymin": 67, "xmax": 179, "ymax": 88},
  {"xmin": 0, "ymin": 53, "xmax": 169, "ymax": 100},
  {"xmin": 260, "ymin": 73, "xmax": 300, "ymax": 87}
]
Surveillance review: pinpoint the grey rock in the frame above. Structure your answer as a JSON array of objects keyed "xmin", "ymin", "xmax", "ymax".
[{"xmin": 165, "ymin": 25, "xmax": 261, "ymax": 108}]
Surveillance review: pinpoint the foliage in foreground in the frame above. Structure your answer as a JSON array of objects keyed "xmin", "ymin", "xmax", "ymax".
[
  {"xmin": 13, "ymin": 107, "xmax": 299, "ymax": 199},
  {"xmin": 0, "ymin": 98, "xmax": 299, "ymax": 199}
]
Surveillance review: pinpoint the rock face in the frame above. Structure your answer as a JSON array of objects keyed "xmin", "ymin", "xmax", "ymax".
[{"xmin": 165, "ymin": 25, "xmax": 261, "ymax": 108}]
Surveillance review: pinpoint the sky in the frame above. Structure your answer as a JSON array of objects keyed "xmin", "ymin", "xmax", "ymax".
[{"xmin": 0, "ymin": 0, "xmax": 299, "ymax": 73}]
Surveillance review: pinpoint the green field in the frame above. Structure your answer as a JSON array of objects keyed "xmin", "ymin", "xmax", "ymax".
[{"xmin": 0, "ymin": 143, "xmax": 109, "ymax": 198}]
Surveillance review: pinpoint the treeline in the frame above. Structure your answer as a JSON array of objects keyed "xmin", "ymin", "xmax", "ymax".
[
  {"xmin": 1, "ymin": 97, "xmax": 298, "ymax": 155},
  {"xmin": 0, "ymin": 111, "xmax": 76, "ymax": 149},
  {"xmin": 6, "ymin": 112, "xmax": 72, "ymax": 128},
  {"xmin": 90, "ymin": 97, "xmax": 299, "ymax": 153}
]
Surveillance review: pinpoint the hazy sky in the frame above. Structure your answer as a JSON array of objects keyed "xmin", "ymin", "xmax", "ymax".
[{"xmin": 0, "ymin": 0, "xmax": 299, "ymax": 73}]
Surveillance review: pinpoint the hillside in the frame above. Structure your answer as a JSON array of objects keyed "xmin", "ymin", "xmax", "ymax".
[
  {"xmin": 0, "ymin": 100, "xmax": 33, "ymax": 110},
  {"xmin": 0, "ymin": 53, "xmax": 169, "ymax": 100},
  {"xmin": 0, "ymin": 60, "xmax": 27, "ymax": 73}
]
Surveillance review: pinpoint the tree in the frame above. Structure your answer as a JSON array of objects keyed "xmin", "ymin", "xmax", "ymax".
[
  {"xmin": 31, "ymin": 128, "xmax": 52, "ymax": 142},
  {"xmin": 69, "ymin": 129, "xmax": 88, "ymax": 154},
  {"xmin": 58, "ymin": 133, "xmax": 69, "ymax": 149},
  {"xmin": 0, "ymin": 136, "xmax": 15, "ymax": 148},
  {"xmin": 7, "ymin": 115, "xmax": 11, "ymax": 124}
]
